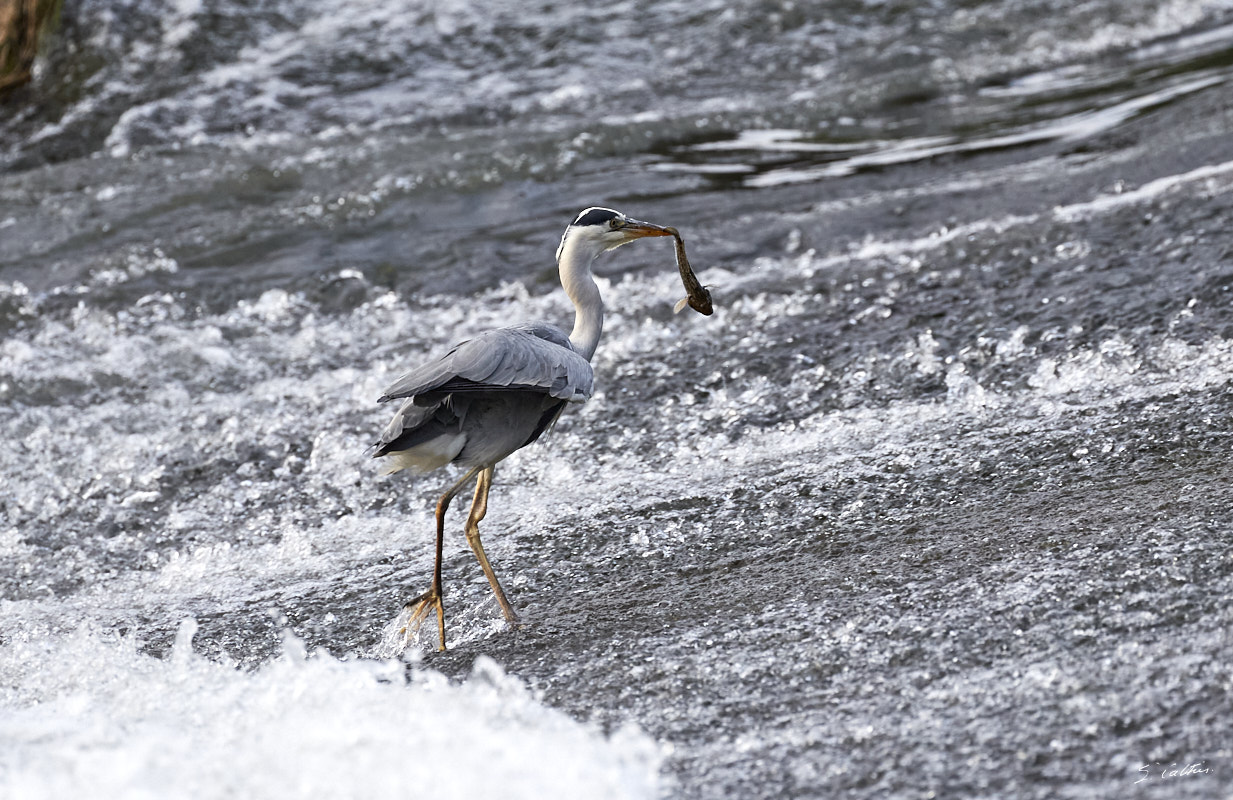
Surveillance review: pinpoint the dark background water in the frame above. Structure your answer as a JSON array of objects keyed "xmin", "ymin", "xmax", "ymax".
[{"xmin": 3, "ymin": 1, "xmax": 1233, "ymax": 797}]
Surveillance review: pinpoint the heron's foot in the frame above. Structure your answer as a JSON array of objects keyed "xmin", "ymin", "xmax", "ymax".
[{"xmin": 400, "ymin": 587, "xmax": 446, "ymax": 651}]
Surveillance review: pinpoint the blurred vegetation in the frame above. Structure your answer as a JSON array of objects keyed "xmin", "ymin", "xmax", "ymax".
[{"xmin": 0, "ymin": 0, "xmax": 61, "ymax": 97}]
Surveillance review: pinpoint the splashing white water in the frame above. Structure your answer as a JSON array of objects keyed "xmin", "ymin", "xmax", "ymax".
[{"xmin": 0, "ymin": 621, "xmax": 661, "ymax": 800}]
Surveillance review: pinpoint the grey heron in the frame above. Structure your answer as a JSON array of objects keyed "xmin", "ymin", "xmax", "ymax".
[{"xmin": 373, "ymin": 207, "xmax": 676, "ymax": 650}]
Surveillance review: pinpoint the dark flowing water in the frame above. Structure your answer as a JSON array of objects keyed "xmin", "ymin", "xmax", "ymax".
[{"xmin": 3, "ymin": 1, "xmax": 1233, "ymax": 797}]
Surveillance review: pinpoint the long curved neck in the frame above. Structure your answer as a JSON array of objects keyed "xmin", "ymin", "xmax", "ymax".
[{"xmin": 557, "ymin": 235, "xmax": 604, "ymax": 361}]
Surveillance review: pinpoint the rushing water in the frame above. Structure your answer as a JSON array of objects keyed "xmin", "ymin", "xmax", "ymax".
[{"xmin": 3, "ymin": 1, "xmax": 1233, "ymax": 797}]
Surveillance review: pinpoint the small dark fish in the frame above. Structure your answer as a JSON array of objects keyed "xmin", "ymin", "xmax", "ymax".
[{"xmin": 664, "ymin": 226, "xmax": 713, "ymax": 316}]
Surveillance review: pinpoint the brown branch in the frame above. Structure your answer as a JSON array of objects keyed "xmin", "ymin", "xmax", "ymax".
[{"xmin": 0, "ymin": 0, "xmax": 60, "ymax": 96}]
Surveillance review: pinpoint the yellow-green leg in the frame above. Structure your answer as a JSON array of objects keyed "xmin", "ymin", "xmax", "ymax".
[
  {"xmin": 464, "ymin": 466, "xmax": 520, "ymax": 624},
  {"xmin": 402, "ymin": 466, "xmax": 482, "ymax": 651}
]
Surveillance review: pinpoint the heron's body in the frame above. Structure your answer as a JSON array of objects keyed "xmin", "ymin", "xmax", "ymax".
[
  {"xmin": 373, "ymin": 207, "xmax": 674, "ymax": 650},
  {"xmin": 374, "ymin": 323, "xmax": 590, "ymax": 473},
  {"xmin": 378, "ymin": 391, "xmax": 563, "ymax": 474}
]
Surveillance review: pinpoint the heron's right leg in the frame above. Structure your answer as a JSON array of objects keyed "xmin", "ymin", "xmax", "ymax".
[
  {"xmin": 464, "ymin": 466, "xmax": 520, "ymax": 624},
  {"xmin": 402, "ymin": 466, "xmax": 481, "ymax": 651}
]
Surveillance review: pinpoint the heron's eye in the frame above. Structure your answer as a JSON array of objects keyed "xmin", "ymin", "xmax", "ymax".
[{"xmin": 608, "ymin": 218, "xmax": 621, "ymax": 230}]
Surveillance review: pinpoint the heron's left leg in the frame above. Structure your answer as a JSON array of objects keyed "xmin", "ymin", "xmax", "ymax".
[
  {"xmin": 403, "ymin": 466, "xmax": 481, "ymax": 651},
  {"xmin": 464, "ymin": 466, "xmax": 520, "ymax": 623}
]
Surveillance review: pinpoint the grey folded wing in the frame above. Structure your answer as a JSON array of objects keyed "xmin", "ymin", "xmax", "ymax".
[{"xmin": 378, "ymin": 323, "xmax": 594, "ymax": 405}]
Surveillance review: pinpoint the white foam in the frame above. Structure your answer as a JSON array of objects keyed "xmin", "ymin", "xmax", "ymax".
[
  {"xmin": 161, "ymin": 0, "xmax": 203, "ymax": 50},
  {"xmin": 0, "ymin": 624, "xmax": 661, "ymax": 800}
]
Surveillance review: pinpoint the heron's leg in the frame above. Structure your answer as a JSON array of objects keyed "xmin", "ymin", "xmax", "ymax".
[
  {"xmin": 464, "ymin": 466, "xmax": 520, "ymax": 624},
  {"xmin": 403, "ymin": 466, "xmax": 481, "ymax": 651}
]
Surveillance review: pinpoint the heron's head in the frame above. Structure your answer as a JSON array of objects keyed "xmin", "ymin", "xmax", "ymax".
[{"xmin": 556, "ymin": 207, "xmax": 673, "ymax": 263}]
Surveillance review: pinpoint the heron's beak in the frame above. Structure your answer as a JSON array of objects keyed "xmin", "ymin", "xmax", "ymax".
[{"xmin": 619, "ymin": 218, "xmax": 675, "ymax": 239}]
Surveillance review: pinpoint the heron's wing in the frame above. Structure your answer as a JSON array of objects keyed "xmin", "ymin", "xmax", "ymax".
[
  {"xmin": 374, "ymin": 398, "xmax": 454, "ymax": 451},
  {"xmin": 379, "ymin": 325, "xmax": 593, "ymax": 404}
]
